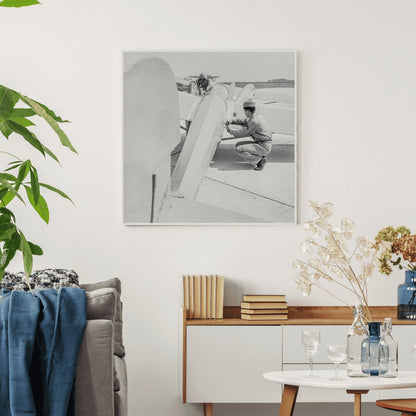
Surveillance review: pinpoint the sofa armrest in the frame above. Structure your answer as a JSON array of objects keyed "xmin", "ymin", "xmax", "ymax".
[{"xmin": 76, "ymin": 319, "xmax": 114, "ymax": 416}]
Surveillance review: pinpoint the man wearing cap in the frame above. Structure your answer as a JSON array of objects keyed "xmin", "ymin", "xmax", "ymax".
[
  {"xmin": 196, "ymin": 73, "xmax": 212, "ymax": 96},
  {"xmin": 225, "ymin": 100, "xmax": 272, "ymax": 170}
]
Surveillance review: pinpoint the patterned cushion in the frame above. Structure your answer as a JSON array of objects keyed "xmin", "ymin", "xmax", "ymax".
[{"xmin": 0, "ymin": 269, "xmax": 80, "ymax": 291}]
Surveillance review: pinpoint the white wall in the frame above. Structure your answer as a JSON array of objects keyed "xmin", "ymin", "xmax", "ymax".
[{"xmin": 2, "ymin": 0, "xmax": 416, "ymax": 415}]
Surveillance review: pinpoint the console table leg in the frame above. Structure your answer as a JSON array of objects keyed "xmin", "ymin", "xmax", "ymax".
[
  {"xmin": 204, "ymin": 403, "xmax": 213, "ymax": 416},
  {"xmin": 346, "ymin": 390, "xmax": 369, "ymax": 416},
  {"xmin": 279, "ymin": 384, "xmax": 299, "ymax": 416}
]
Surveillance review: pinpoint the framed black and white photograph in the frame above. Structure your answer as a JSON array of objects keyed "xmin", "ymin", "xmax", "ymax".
[{"xmin": 123, "ymin": 51, "xmax": 296, "ymax": 224}]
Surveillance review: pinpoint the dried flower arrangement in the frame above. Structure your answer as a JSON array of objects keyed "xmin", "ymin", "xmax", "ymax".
[
  {"xmin": 293, "ymin": 201, "xmax": 376, "ymax": 320},
  {"xmin": 374, "ymin": 226, "xmax": 416, "ymax": 275}
]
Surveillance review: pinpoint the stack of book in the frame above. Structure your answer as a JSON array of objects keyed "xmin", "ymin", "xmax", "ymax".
[
  {"xmin": 183, "ymin": 275, "xmax": 224, "ymax": 319},
  {"xmin": 241, "ymin": 295, "xmax": 288, "ymax": 320}
]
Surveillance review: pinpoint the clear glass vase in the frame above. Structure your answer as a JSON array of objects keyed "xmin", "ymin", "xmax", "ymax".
[
  {"xmin": 379, "ymin": 318, "xmax": 398, "ymax": 377},
  {"xmin": 347, "ymin": 304, "xmax": 370, "ymax": 377}
]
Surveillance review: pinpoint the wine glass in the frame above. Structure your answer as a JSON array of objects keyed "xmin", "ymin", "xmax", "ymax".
[
  {"xmin": 327, "ymin": 345, "xmax": 346, "ymax": 381},
  {"xmin": 302, "ymin": 330, "xmax": 320, "ymax": 377}
]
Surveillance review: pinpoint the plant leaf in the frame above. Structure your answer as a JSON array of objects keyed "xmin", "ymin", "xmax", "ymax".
[
  {"xmin": 28, "ymin": 241, "xmax": 43, "ymax": 255},
  {"xmin": 15, "ymin": 160, "xmax": 30, "ymax": 191},
  {"xmin": 0, "ymin": 207, "xmax": 16, "ymax": 221},
  {"xmin": 19, "ymin": 231, "xmax": 33, "ymax": 278},
  {"xmin": 9, "ymin": 116, "xmax": 35, "ymax": 127},
  {"xmin": 7, "ymin": 160, "xmax": 22, "ymax": 167},
  {"xmin": 0, "ymin": 188, "xmax": 8, "ymax": 200},
  {"xmin": 0, "ymin": 120, "xmax": 13, "ymax": 138},
  {"xmin": 0, "ymin": 213, "xmax": 11, "ymax": 225},
  {"xmin": 41, "ymin": 144, "xmax": 60, "ymax": 163},
  {"xmin": 18, "ymin": 94, "xmax": 76, "ymax": 153},
  {"xmin": 0, "ymin": 86, "xmax": 16, "ymax": 122},
  {"xmin": 0, "ymin": 223, "xmax": 16, "ymax": 240},
  {"xmin": 24, "ymin": 185, "xmax": 49, "ymax": 223},
  {"xmin": 31, "ymin": 100, "xmax": 69, "ymax": 123},
  {"xmin": 39, "ymin": 182, "xmax": 74, "ymax": 204},
  {"xmin": 0, "ymin": 179, "xmax": 25, "ymax": 205},
  {"xmin": 30, "ymin": 166, "xmax": 40, "ymax": 206},
  {"xmin": 6, "ymin": 120, "xmax": 45, "ymax": 156},
  {"xmin": 0, "ymin": 0, "xmax": 40, "ymax": 7},
  {"xmin": 0, "ymin": 173, "xmax": 17, "ymax": 182},
  {"xmin": 0, "ymin": 231, "xmax": 20, "ymax": 273},
  {"xmin": 10, "ymin": 108, "xmax": 36, "ymax": 118}
]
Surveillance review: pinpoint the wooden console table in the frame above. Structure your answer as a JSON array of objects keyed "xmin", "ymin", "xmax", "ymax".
[{"xmin": 182, "ymin": 306, "xmax": 416, "ymax": 416}]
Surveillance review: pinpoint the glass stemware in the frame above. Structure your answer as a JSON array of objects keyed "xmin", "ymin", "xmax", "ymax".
[
  {"xmin": 302, "ymin": 330, "xmax": 320, "ymax": 378},
  {"xmin": 327, "ymin": 345, "xmax": 347, "ymax": 380}
]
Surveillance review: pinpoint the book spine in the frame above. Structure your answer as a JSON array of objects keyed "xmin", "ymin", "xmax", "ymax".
[
  {"xmin": 201, "ymin": 275, "xmax": 206, "ymax": 319},
  {"xmin": 189, "ymin": 276, "xmax": 194, "ymax": 319},
  {"xmin": 194, "ymin": 275, "xmax": 201, "ymax": 319},
  {"xmin": 211, "ymin": 274, "xmax": 216, "ymax": 319},
  {"xmin": 207, "ymin": 275, "xmax": 212, "ymax": 318},
  {"xmin": 216, "ymin": 275, "xmax": 224, "ymax": 319}
]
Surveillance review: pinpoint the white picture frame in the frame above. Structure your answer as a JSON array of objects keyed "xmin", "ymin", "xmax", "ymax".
[{"xmin": 123, "ymin": 51, "xmax": 297, "ymax": 224}]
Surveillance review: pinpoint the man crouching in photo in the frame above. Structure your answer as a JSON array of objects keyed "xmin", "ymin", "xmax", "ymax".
[{"xmin": 225, "ymin": 100, "xmax": 273, "ymax": 171}]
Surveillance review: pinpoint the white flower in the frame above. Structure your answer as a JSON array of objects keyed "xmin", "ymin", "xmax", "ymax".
[
  {"xmin": 300, "ymin": 242, "xmax": 312, "ymax": 254},
  {"xmin": 292, "ymin": 260, "xmax": 302, "ymax": 271},
  {"xmin": 342, "ymin": 217, "xmax": 355, "ymax": 230}
]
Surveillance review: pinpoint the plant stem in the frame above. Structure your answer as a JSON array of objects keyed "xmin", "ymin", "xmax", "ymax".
[{"xmin": 297, "ymin": 259, "xmax": 357, "ymax": 295}]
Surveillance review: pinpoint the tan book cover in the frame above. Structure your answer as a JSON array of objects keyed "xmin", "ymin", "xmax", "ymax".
[
  {"xmin": 211, "ymin": 275, "xmax": 217, "ymax": 319},
  {"xmin": 189, "ymin": 275, "xmax": 194, "ymax": 319},
  {"xmin": 194, "ymin": 275, "xmax": 201, "ymax": 319},
  {"xmin": 206, "ymin": 275, "xmax": 212, "ymax": 318},
  {"xmin": 183, "ymin": 275, "xmax": 190, "ymax": 318},
  {"xmin": 240, "ymin": 301, "xmax": 288, "ymax": 309},
  {"xmin": 216, "ymin": 275, "xmax": 224, "ymax": 319},
  {"xmin": 241, "ymin": 308, "xmax": 288, "ymax": 315},
  {"xmin": 201, "ymin": 275, "xmax": 207, "ymax": 319},
  {"xmin": 243, "ymin": 294, "xmax": 286, "ymax": 302},
  {"xmin": 241, "ymin": 314, "xmax": 288, "ymax": 321}
]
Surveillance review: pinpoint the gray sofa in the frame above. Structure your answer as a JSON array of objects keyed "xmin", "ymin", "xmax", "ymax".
[{"xmin": 76, "ymin": 278, "xmax": 127, "ymax": 416}]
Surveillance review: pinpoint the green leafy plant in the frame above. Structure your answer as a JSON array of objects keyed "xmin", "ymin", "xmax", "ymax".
[
  {"xmin": 0, "ymin": 0, "xmax": 75, "ymax": 282},
  {"xmin": 0, "ymin": 84, "xmax": 75, "ymax": 281},
  {"xmin": 0, "ymin": 0, "xmax": 40, "ymax": 7}
]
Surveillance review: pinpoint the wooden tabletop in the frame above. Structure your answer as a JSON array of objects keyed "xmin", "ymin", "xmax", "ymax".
[
  {"xmin": 185, "ymin": 306, "xmax": 416, "ymax": 325},
  {"xmin": 376, "ymin": 398, "xmax": 416, "ymax": 412}
]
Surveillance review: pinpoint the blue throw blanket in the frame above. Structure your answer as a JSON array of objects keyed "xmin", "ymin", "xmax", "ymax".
[{"xmin": 0, "ymin": 287, "xmax": 86, "ymax": 416}]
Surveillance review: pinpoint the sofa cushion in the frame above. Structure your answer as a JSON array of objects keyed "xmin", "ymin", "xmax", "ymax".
[
  {"xmin": 85, "ymin": 288, "xmax": 117, "ymax": 321},
  {"xmin": 81, "ymin": 278, "xmax": 125, "ymax": 357},
  {"xmin": 1, "ymin": 269, "xmax": 80, "ymax": 291}
]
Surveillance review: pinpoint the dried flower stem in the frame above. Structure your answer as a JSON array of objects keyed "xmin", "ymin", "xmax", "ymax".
[{"xmin": 294, "ymin": 202, "xmax": 376, "ymax": 322}]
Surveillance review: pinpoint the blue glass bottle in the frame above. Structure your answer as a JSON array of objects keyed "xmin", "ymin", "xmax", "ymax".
[
  {"xmin": 398, "ymin": 271, "xmax": 416, "ymax": 320},
  {"xmin": 361, "ymin": 321, "xmax": 381, "ymax": 376}
]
